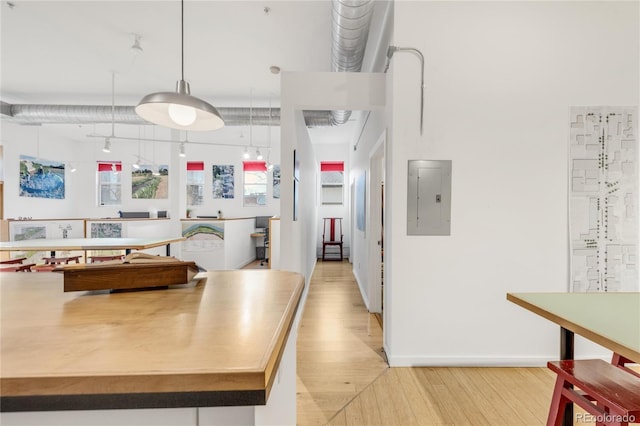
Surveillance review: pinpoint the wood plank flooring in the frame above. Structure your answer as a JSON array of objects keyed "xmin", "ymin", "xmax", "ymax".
[
  {"xmin": 296, "ymin": 260, "xmax": 388, "ymax": 426},
  {"xmin": 296, "ymin": 260, "xmax": 635, "ymax": 426}
]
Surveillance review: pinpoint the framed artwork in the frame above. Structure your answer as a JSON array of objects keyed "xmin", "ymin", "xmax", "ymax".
[
  {"xmin": 273, "ymin": 165, "xmax": 281, "ymax": 199},
  {"xmin": 356, "ymin": 172, "xmax": 366, "ymax": 232},
  {"xmin": 19, "ymin": 155, "xmax": 65, "ymax": 199},
  {"xmin": 293, "ymin": 150, "xmax": 300, "ymax": 221},
  {"xmin": 132, "ymin": 165, "xmax": 169, "ymax": 199},
  {"xmin": 568, "ymin": 106, "xmax": 638, "ymax": 292},
  {"xmin": 182, "ymin": 222, "xmax": 224, "ymax": 252},
  {"xmin": 13, "ymin": 225, "xmax": 46, "ymax": 241},
  {"xmin": 91, "ymin": 222, "xmax": 123, "ymax": 238},
  {"xmin": 212, "ymin": 165, "xmax": 235, "ymax": 199}
]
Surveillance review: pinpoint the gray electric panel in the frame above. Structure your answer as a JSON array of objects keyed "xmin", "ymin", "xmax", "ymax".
[{"xmin": 407, "ymin": 160, "xmax": 452, "ymax": 235}]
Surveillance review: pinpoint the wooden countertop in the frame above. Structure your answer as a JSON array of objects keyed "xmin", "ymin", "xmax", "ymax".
[{"xmin": 0, "ymin": 270, "xmax": 304, "ymax": 411}]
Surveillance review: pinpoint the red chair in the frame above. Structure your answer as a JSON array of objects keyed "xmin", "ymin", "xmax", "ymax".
[{"xmin": 322, "ymin": 218, "xmax": 343, "ymax": 261}]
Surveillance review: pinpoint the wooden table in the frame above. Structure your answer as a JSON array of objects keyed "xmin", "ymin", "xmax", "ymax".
[
  {"xmin": 1, "ymin": 270, "xmax": 304, "ymax": 416},
  {"xmin": 0, "ymin": 236, "xmax": 185, "ymax": 256},
  {"xmin": 507, "ymin": 292, "xmax": 640, "ymax": 426}
]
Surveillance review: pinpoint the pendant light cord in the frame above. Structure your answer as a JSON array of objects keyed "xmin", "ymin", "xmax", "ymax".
[
  {"xmin": 181, "ymin": 0, "xmax": 185, "ymax": 81},
  {"xmin": 111, "ymin": 71, "xmax": 115, "ymax": 137}
]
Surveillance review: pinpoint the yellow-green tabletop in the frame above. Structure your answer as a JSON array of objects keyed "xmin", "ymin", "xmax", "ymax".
[{"xmin": 507, "ymin": 292, "xmax": 640, "ymax": 363}]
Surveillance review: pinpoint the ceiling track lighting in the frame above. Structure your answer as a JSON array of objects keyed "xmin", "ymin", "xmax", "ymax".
[
  {"xmin": 256, "ymin": 148, "xmax": 263, "ymax": 161},
  {"xmin": 102, "ymin": 137, "xmax": 112, "ymax": 153},
  {"xmin": 179, "ymin": 141, "xmax": 186, "ymax": 157},
  {"xmin": 133, "ymin": 128, "xmax": 142, "ymax": 168},
  {"xmin": 102, "ymin": 72, "xmax": 116, "ymax": 154},
  {"xmin": 135, "ymin": 0, "xmax": 224, "ymax": 131},
  {"xmin": 266, "ymin": 96, "xmax": 273, "ymax": 170},
  {"xmin": 246, "ymin": 89, "xmax": 255, "ymax": 160},
  {"xmin": 131, "ymin": 34, "xmax": 143, "ymax": 55}
]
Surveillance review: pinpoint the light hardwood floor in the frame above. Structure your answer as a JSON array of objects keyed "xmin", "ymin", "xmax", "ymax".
[
  {"xmin": 296, "ymin": 260, "xmax": 616, "ymax": 426},
  {"xmin": 296, "ymin": 260, "xmax": 388, "ymax": 425}
]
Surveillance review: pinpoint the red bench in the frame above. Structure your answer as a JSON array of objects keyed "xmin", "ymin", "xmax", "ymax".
[
  {"xmin": 0, "ymin": 257, "xmax": 35, "ymax": 272},
  {"xmin": 547, "ymin": 359, "xmax": 640, "ymax": 426},
  {"xmin": 0, "ymin": 257, "xmax": 28, "ymax": 265},
  {"xmin": 33, "ymin": 255, "xmax": 82, "ymax": 272},
  {"xmin": 0, "ymin": 263, "xmax": 35, "ymax": 272},
  {"xmin": 613, "ymin": 353, "xmax": 640, "ymax": 379},
  {"xmin": 88, "ymin": 255, "xmax": 124, "ymax": 263}
]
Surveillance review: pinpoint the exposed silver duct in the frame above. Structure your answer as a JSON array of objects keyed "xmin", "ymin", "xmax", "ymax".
[
  {"xmin": 330, "ymin": 0, "xmax": 374, "ymax": 125},
  {"xmin": 1, "ymin": 2, "xmax": 375, "ymax": 129},
  {"xmin": 1, "ymin": 102, "xmax": 335, "ymax": 127}
]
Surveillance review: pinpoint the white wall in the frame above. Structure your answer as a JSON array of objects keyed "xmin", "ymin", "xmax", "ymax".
[
  {"xmin": 1, "ymin": 122, "xmax": 279, "ymax": 221},
  {"xmin": 2, "ymin": 123, "xmax": 85, "ymax": 218},
  {"xmin": 348, "ymin": 109, "xmax": 387, "ymax": 309},
  {"xmin": 385, "ymin": 1, "xmax": 639, "ymax": 366},
  {"xmin": 296, "ymin": 110, "xmax": 319, "ymax": 281}
]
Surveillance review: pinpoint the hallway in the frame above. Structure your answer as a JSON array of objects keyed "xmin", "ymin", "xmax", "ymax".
[{"xmin": 296, "ymin": 260, "xmax": 388, "ymax": 425}]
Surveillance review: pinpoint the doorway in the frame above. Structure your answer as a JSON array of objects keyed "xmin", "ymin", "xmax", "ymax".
[{"xmin": 368, "ymin": 132, "xmax": 385, "ymax": 325}]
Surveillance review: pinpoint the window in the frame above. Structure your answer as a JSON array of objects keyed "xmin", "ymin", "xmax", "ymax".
[
  {"xmin": 320, "ymin": 161, "xmax": 344, "ymax": 205},
  {"xmin": 243, "ymin": 161, "xmax": 267, "ymax": 206},
  {"xmin": 186, "ymin": 161, "xmax": 205, "ymax": 206},
  {"xmin": 97, "ymin": 162, "xmax": 122, "ymax": 206}
]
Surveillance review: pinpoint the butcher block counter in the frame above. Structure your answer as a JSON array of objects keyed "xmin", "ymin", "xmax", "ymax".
[{"xmin": 0, "ymin": 270, "xmax": 304, "ymax": 426}]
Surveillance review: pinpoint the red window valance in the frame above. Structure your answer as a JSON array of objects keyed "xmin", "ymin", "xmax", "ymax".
[
  {"xmin": 187, "ymin": 161, "xmax": 204, "ymax": 171},
  {"xmin": 243, "ymin": 161, "xmax": 267, "ymax": 172},
  {"xmin": 97, "ymin": 162, "xmax": 122, "ymax": 172},
  {"xmin": 320, "ymin": 161, "xmax": 344, "ymax": 172}
]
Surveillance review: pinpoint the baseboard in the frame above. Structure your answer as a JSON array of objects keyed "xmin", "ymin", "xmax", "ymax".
[
  {"xmin": 386, "ymin": 355, "xmax": 561, "ymax": 368},
  {"xmin": 352, "ymin": 267, "xmax": 371, "ymax": 311},
  {"xmin": 236, "ymin": 257, "xmax": 258, "ymax": 269}
]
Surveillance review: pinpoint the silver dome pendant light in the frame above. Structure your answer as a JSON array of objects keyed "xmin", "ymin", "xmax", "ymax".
[{"xmin": 135, "ymin": 0, "xmax": 224, "ymax": 131}]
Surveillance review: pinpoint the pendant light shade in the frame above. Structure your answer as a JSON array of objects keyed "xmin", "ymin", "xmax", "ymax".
[
  {"xmin": 135, "ymin": 0, "xmax": 224, "ymax": 131},
  {"xmin": 136, "ymin": 81, "xmax": 224, "ymax": 131}
]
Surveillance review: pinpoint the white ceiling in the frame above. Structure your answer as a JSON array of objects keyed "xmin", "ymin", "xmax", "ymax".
[{"xmin": 0, "ymin": 0, "xmax": 370, "ymax": 145}]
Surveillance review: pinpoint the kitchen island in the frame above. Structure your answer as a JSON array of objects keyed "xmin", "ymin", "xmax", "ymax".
[{"xmin": 0, "ymin": 269, "xmax": 304, "ymax": 426}]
